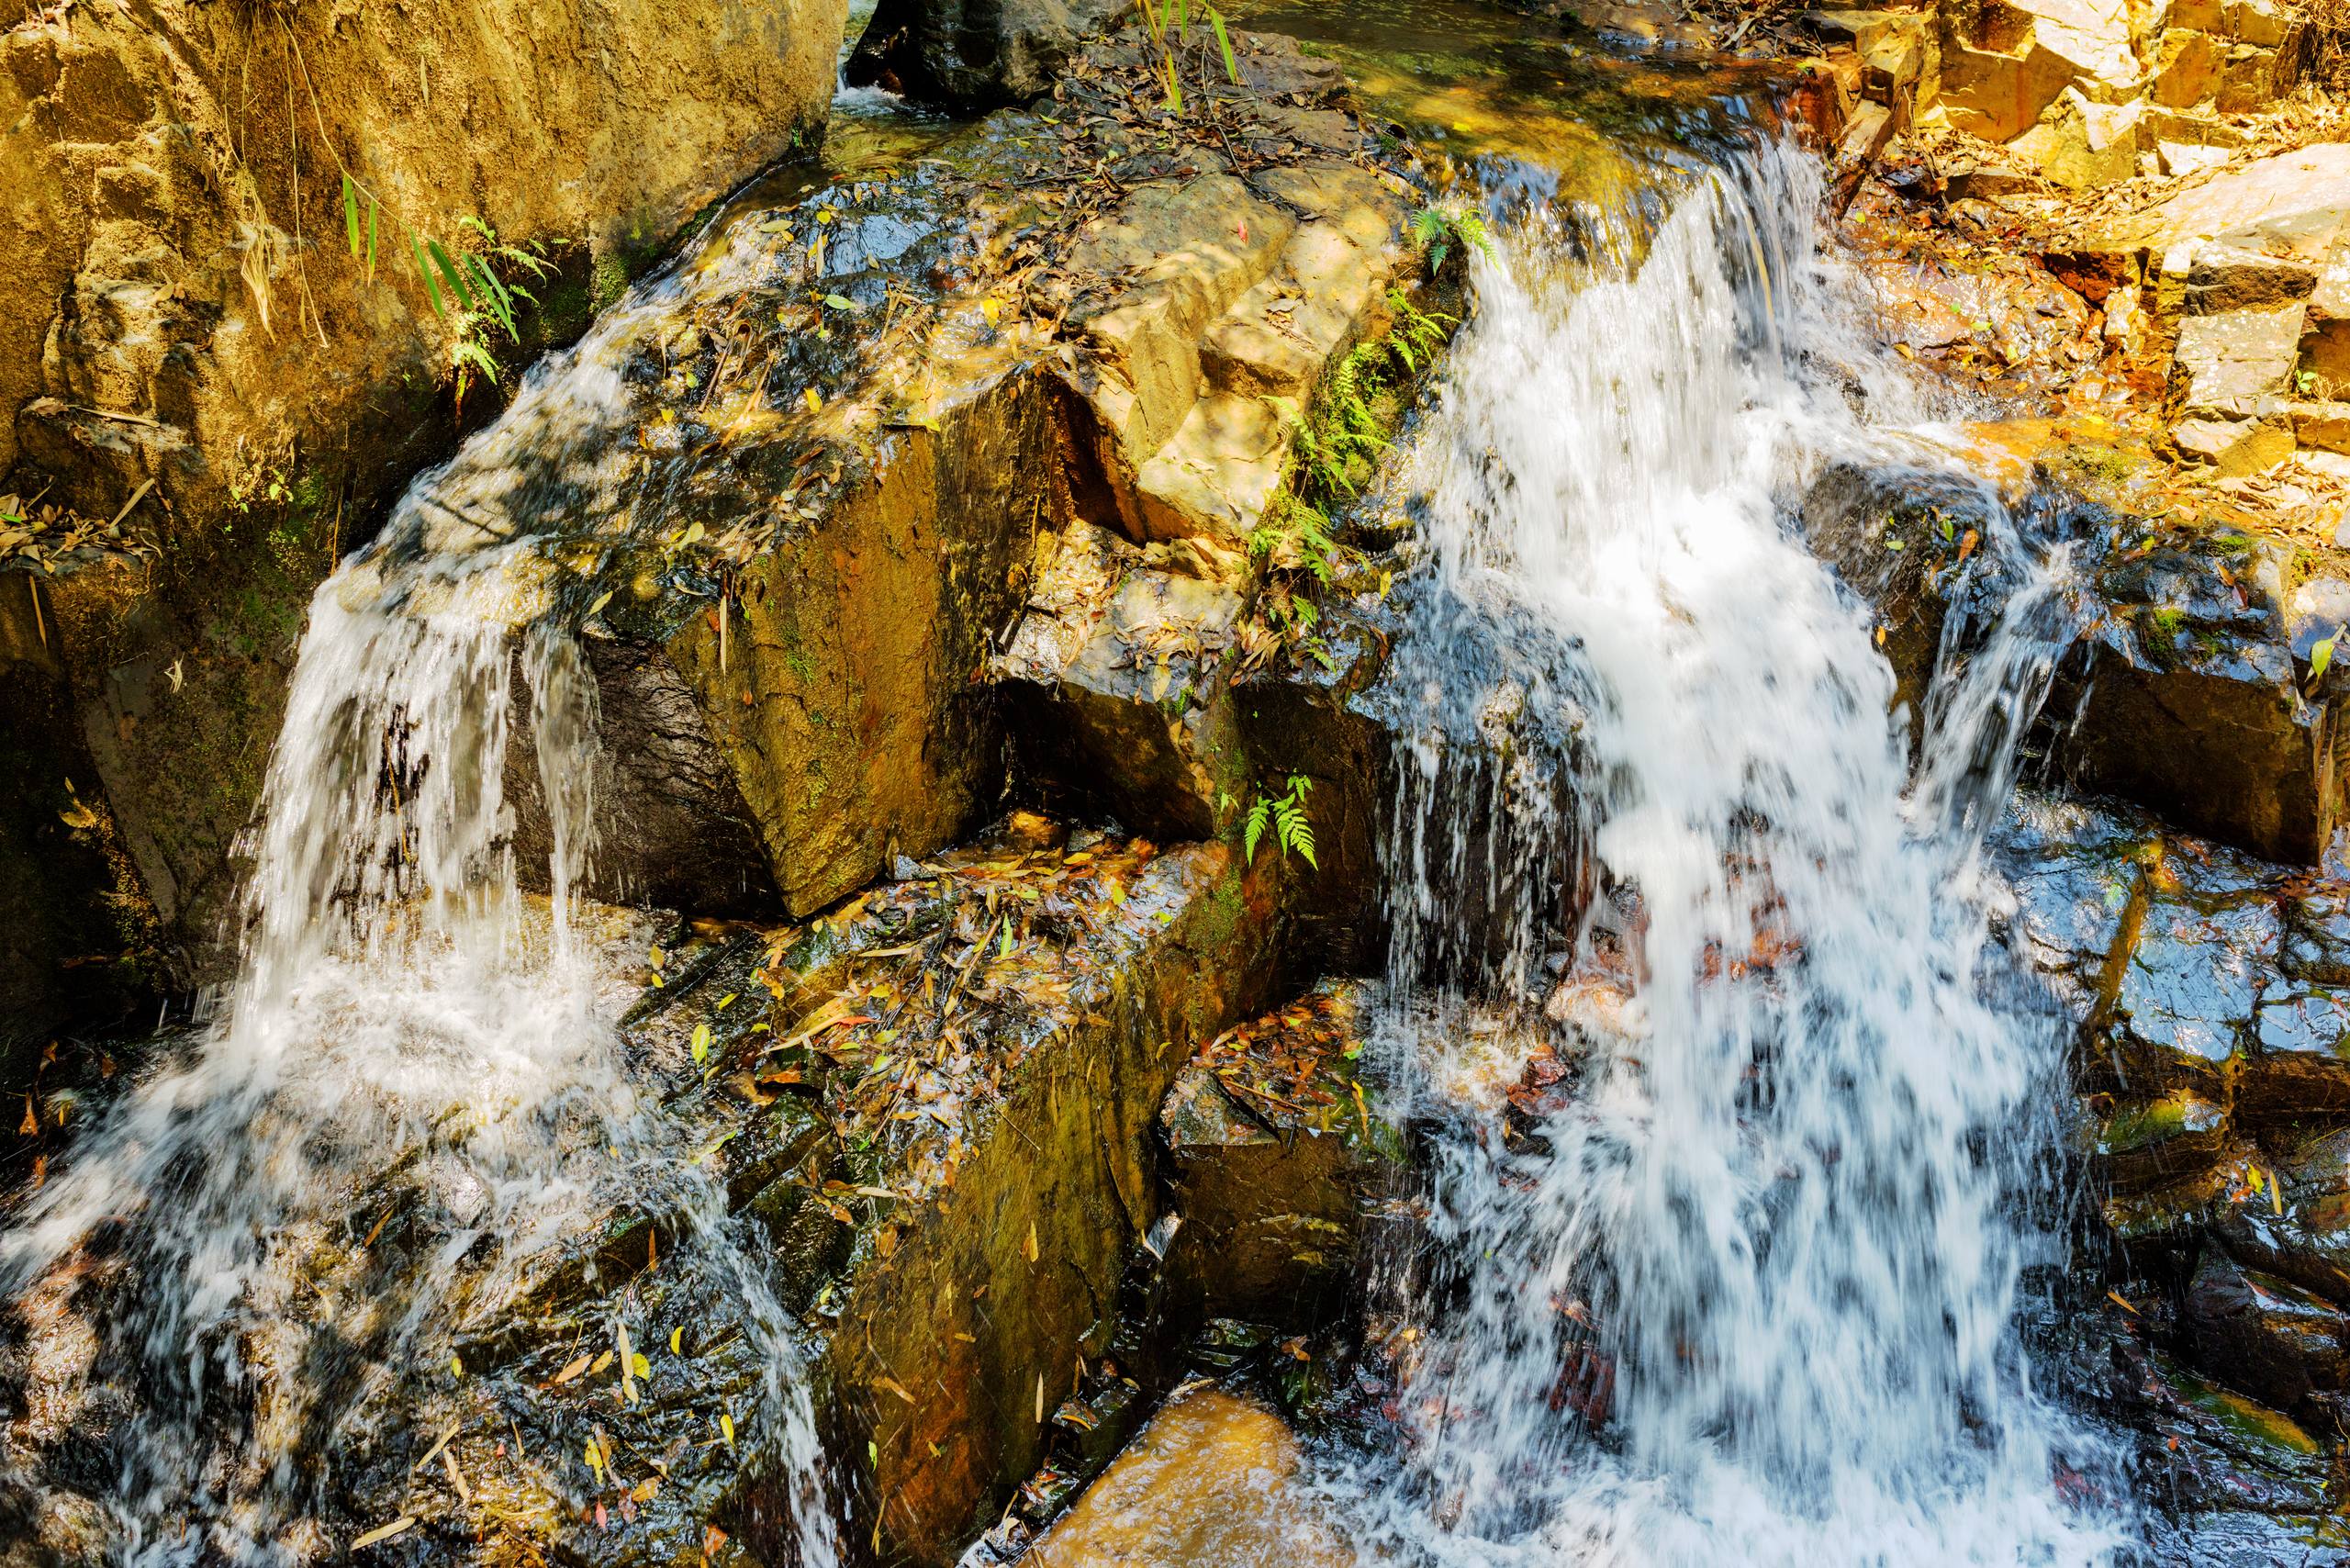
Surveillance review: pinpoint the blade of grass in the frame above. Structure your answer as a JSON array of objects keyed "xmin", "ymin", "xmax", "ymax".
[
  {"xmin": 426, "ymin": 239, "xmax": 475, "ymax": 309},
  {"xmin": 410, "ymin": 230, "xmax": 446, "ymax": 318},
  {"xmin": 1209, "ymin": 6, "xmax": 1238, "ymax": 82}
]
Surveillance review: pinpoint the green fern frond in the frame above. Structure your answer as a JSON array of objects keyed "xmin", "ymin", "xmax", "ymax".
[{"xmin": 1243, "ymin": 799, "xmax": 1271, "ymax": 862}]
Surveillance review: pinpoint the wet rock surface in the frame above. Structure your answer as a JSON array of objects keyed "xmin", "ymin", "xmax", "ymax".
[
  {"xmin": 1158, "ymin": 980, "xmax": 1401, "ymax": 1329},
  {"xmin": 0, "ymin": 0, "xmax": 850, "ymax": 981},
  {"xmin": 1995, "ymin": 791, "xmax": 2350, "ymax": 1514},
  {"xmin": 6, "ymin": 0, "xmax": 2350, "ymax": 1561},
  {"xmin": 1804, "ymin": 446, "xmax": 2344, "ymax": 864}
]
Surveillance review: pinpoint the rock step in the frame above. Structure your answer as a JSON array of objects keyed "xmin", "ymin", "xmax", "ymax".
[
  {"xmin": 326, "ymin": 817, "xmax": 1289, "ymax": 1565},
  {"xmin": 1997, "ymin": 792, "xmax": 2350, "ymax": 1428},
  {"xmin": 1804, "ymin": 444, "xmax": 2343, "ymax": 865},
  {"xmin": 1015, "ymin": 1386, "xmax": 1351, "ymax": 1567}
]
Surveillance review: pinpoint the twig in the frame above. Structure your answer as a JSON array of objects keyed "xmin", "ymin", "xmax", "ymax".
[{"xmin": 106, "ymin": 478, "xmax": 153, "ymax": 531}]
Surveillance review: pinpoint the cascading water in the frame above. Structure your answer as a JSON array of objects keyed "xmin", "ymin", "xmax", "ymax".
[
  {"xmin": 0, "ymin": 175, "xmax": 841, "ymax": 1568},
  {"xmin": 1353, "ymin": 142, "xmax": 2137, "ymax": 1564}
]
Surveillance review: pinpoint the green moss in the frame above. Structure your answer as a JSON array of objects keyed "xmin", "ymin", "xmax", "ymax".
[{"xmin": 2170, "ymin": 1364, "xmax": 2322, "ymax": 1456}]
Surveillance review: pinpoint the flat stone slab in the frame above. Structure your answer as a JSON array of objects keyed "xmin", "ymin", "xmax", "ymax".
[
  {"xmin": 1021, "ymin": 1388, "xmax": 1355, "ymax": 1567},
  {"xmin": 2172, "ymin": 302, "xmax": 2304, "ymax": 417}
]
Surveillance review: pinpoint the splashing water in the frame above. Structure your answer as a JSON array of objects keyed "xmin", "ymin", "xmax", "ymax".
[
  {"xmin": 1357, "ymin": 143, "xmax": 2132, "ymax": 1565},
  {"xmin": 0, "ymin": 185, "xmax": 840, "ymax": 1568}
]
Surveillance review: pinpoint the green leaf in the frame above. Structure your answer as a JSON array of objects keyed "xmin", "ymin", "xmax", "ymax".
[
  {"xmin": 1164, "ymin": 53, "xmax": 1182, "ymax": 114},
  {"xmin": 823, "ymin": 293, "xmax": 857, "ymax": 311},
  {"xmin": 997, "ymin": 919, "xmax": 1013, "ymax": 959},
  {"xmin": 1243, "ymin": 800, "xmax": 1269, "ymax": 862},
  {"xmin": 410, "ymin": 231, "xmax": 446, "ymax": 318},
  {"xmin": 342, "ymin": 175, "xmax": 361, "ymax": 258},
  {"xmin": 1209, "ymin": 6, "xmax": 1239, "ymax": 82},
  {"xmin": 2311, "ymin": 629, "xmax": 2340, "ymax": 682},
  {"xmin": 466, "ymin": 255, "xmax": 518, "ymax": 339},
  {"xmin": 365, "ymin": 198, "xmax": 379, "ymax": 275},
  {"xmin": 451, "ymin": 338, "xmax": 500, "ymax": 386},
  {"xmin": 691, "ymin": 1021, "xmax": 711, "ymax": 1064},
  {"xmin": 426, "ymin": 240, "xmax": 473, "ymax": 309}
]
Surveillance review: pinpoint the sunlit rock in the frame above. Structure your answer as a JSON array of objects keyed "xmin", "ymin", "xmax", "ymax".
[{"xmin": 1019, "ymin": 1387, "xmax": 1355, "ymax": 1568}]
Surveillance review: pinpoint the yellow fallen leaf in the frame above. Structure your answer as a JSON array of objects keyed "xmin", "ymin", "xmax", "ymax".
[
  {"xmin": 804, "ymin": 387, "xmax": 822, "ymax": 414},
  {"xmin": 670, "ymin": 1327, "xmax": 683, "ymax": 1354},
  {"xmin": 1024, "ymin": 1220, "xmax": 1038, "ymax": 1264},
  {"xmin": 719, "ymin": 1411, "xmax": 736, "ymax": 1449},
  {"xmin": 552, "ymin": 1353, "xmax": 592, "ymax": 1386},
  {"xmin": 352, "ymin": 1518, "xmax": 416, "ymax": 1551},
  {"xmin": 410, "ymin": 1420, "xmax": 461, "ymax": 1473},
  {"xmin": 589, "ymin": 1349, "xmax": 615, "ymax": 1376},
  {"xmin": 2104, "ymin": 1290, "xmax": 2139, "ymax": 1316},
  {"xmin": 981, "ymin": 297, "xmax": 1002, "ymax": 327}
]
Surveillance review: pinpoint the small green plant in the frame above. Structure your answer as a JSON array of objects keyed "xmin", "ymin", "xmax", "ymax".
[
  {"xmin": 1243, "ymin": 775, "xmax": 1317, "ymax": 868},
  {"xmin": 1271, "ymin": 352, "xmax": 1384, "ymax": 499},
  {"xmin": 1135, "ymin": 0, "xmax": 1245, "ymax": 112},
  {"xmin": 346, "ymin": 180, "xmax": 555, "ymax": 403},
  {"xmin": 1248, "ymin": 491, "xmax": 1340, "ymax": 583},
  {"xmin": 1277, "ymin": 292, "xmax": 1460, "ymax": 498},
  {"xmin": 1409, "ymin": 204, "xmax": 1494, "ymax": 276},
  {"xmin": 1383, "ymin": 288, "xmax": 1456, "ymax": 372}
]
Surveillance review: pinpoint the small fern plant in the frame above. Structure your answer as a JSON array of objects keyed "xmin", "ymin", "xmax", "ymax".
[
  {"xmin": 1243, "ymin": 775, "xmax": 1317, "ymax": 868},
  {"xmin": 1409, "ymin": 204, "xmax": 1494, "ymax": 276},
  {"xmin": 1382, "ymin": 287, "xmax": 1456, "ymax": 373},
  {"xmin": 1248, "ymin": 491, "xmax": 1340, "ymax": 584}
]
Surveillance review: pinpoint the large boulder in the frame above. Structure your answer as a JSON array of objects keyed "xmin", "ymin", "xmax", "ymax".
[
  {"xmin": 0, "ymin": 0, "xmax": 847, "ymax": 969},
  {"xmin": 322, "ymin": 31, "xmax": 1417, "ymax": 931}
]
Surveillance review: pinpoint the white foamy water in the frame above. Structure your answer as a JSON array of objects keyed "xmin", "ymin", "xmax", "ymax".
[
  {"xmin": 0, "ymin": 180, "xmax": 839, "ymax": 1567},
  {"xmin": 1355, "ymin": 146, "xmax": 2131, "ymax": 1566}
]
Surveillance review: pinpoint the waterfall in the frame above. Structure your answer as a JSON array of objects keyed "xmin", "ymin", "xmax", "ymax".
[
  {"xmin": 0, "ymin": 222, "xmax": 839, "ymax": 1568},
  {"xmin": 1356, "ymin": 143, "xmax": 2133, "ymax": 1565}
]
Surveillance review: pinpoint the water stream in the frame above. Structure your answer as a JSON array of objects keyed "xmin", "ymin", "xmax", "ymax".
[
  {"xmin": 0, "ymin": 96, "xmax": 911, "ymax": 1568},
  {"xmin": 0, "ymin": 15, "xmax": 2232, "ymax": 1564},
  {"xmin": 1351, "ymin": 144, "xmax": 2135, "ymax": 1564}
]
